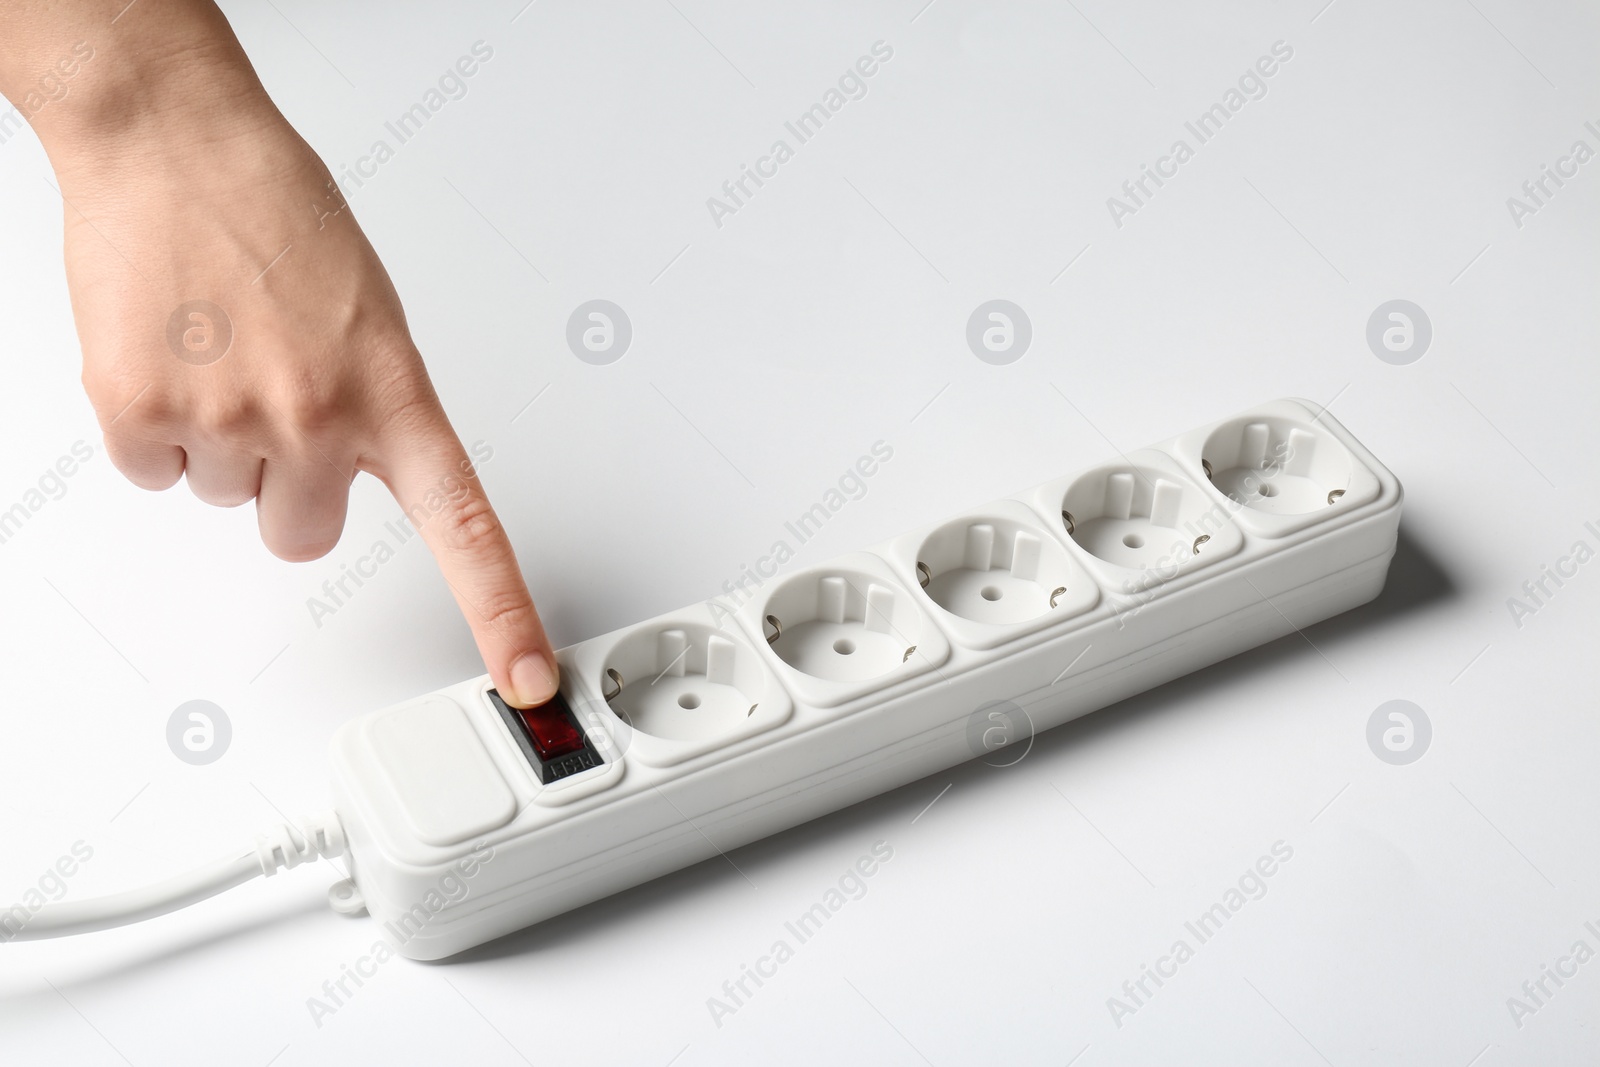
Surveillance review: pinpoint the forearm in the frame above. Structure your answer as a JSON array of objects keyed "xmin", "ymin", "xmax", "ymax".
[{"xmin": 0, "ymin": 1, "xmax": 282, "ymax": 181}]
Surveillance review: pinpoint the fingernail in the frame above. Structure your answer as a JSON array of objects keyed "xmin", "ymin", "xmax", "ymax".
[{"xmin": 510, "ymin": 652, "xmax": 558, "ymax": 707}]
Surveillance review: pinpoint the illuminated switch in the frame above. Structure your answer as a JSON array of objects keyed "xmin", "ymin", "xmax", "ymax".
[
  {"xmin": 487, "ymin": 689, "xmax": 604, "ymax": 784},
  {"xmin": 517, "ymin": 701, "xmax": 585, "ymax": 760}
]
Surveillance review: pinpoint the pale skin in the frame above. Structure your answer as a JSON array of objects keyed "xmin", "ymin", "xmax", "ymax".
[{"xmin": 0, "ymin": 1, "xmax": 558, "ymax": 708}]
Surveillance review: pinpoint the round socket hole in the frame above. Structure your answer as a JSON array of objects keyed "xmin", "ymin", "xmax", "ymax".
[
  {"xmin": 601, "ymin": 622, "xmax": 777, "ymax": 742},
  {"xmin": 762, "ymin": 568, "xmax": 934, "ymax": 683},
  {"xmin": 915, "ymin": 514, "xmax": 1088, "ymax": 631},
  {"xmin": 1202, "ymin": 415, "xmax": 1358, "ymax": 515},
  {"xmin": 1123, "ymin": 533, "xmax": 1144, "ymax": 548}
]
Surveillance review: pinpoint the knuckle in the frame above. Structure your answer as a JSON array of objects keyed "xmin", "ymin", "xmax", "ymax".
[
  {"xmin": 195, "ymin": 397, "xmax": 259, "ymax": 439},
  {"xmin": 367, "ymin": 341, "xmax": 441, "ymax": 427},
  {"xmin": 431, "ymin": 497, "xmax": 535, "ymax": 632},
  {"xmin": 380, "ymin": 375, "xmax": 443, "ymax": 434},
  {"xmin": 80, "ymin": 365, "xmax": 110, "ymax": 406},
  {"xmin": 86, "ymin": 373, "xmax": 170, "ymax": 431},
  {"xmin": 474, "ymin": 586, "xmax": 537, "ymax": 634},
  {"xmin": 280, "ymin": 374, "xmax": 350, "ymax": 435},
  {"xmin": 435, "ymin": 491, "xmax": 503, "ymax": 555}
]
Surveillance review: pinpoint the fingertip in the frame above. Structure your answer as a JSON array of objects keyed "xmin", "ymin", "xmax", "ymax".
[
  {"xmin": 506, "ymin": 651, "xmax": 560, "ymax": 709},
  {"xmin": 268, "ymin": 540, "xmax": 339, "ymax": 564},
  {"xmin": 256, "ymin": 459, "xmax": 351, "ymax": 563},
  {"xmin": 256, "ymin": 499, "xmax": 341, "ymax": 562}
]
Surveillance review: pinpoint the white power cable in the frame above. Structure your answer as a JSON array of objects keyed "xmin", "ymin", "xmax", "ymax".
[{"xmin": 3, "ymin": 813, "xmax": 345, "ymax": 941}]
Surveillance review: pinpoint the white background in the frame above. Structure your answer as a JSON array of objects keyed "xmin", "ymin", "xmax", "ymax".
[{"xmin": 1, "ymin": 1, "xmax": 1597, "ymax": 1064}]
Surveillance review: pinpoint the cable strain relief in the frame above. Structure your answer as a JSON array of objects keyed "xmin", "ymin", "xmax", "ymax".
[{"xmin": 254, "ymin": 812, "xmax": 346, "ymax": 877}]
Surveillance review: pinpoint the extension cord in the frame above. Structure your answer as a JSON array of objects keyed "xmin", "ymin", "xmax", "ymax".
[
  {"xmin": 326, "ymin": 398, "xmax": 1402, "ymax": 959},
  {"xmin": 9, "ymin": 398, "xmax": 1401, "ymax": 956}
]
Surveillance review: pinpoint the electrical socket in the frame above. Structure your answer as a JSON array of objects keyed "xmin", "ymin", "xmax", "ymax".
[
  {"xmin": 566, "ymin": 604, "xmax": 793, "ymax": 768},
  {"xmin": 888, "ymin": 498, "xmax": 1098, "ymax": 650},
  {"xmin": 1181, "ymin": 397, "xmax": 1383, "ymax": 538},
  {"xmin": 734, "ymin": 551, "xmax": 951, "ymax": 709},
  {"xmin": 1033, "ymin": 450, "xmax": 1245, "ymax": 587},
  {"xmin": 327, "ymin": 398, "xmax": 1402, "ymax": 959}
]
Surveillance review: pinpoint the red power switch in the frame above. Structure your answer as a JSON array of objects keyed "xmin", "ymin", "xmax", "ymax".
[{"xmin": 516, "ymin": 700, "xmax": 586, "ymax": 760}]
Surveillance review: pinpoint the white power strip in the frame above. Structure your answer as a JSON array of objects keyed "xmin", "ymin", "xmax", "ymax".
[{"xmin": 324, "ymin": 398, "xmax": 1402, "ymax": 959}]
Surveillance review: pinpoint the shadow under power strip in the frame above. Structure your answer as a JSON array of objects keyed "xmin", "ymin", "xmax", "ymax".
[{"xmin": 327, "ymin": 398, "xmax": 1401, "ymax": 959}]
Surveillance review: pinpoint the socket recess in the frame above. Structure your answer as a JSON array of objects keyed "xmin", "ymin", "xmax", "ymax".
[
  {"xmin": 736, "ymin": 551, "xmax": 950, "ymax": 709},
  {"xmin": 1174, "ymin": 398, "xmax": 1382, "ymax": 538},
  {"xmin": 887, "ymin": 499, "xmax": 1099, "ymax": 650},
  {"xmin": 565, "ymin": 606, "xmax": 792, "ymax": 768},
  {"xmin": 1031, "ymin": 450, "xmax": 1244, "ymax": 591}
]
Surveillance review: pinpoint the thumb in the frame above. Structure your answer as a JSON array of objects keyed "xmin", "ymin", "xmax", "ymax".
[{"xmin": 373, "ymin": 407, "xmax": 557, "ymax": 709}]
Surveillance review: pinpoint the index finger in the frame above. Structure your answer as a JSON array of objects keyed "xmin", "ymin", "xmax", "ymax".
[{"xmin": 370, "ymin": 403, "xmax": 558, "ymax": 709}]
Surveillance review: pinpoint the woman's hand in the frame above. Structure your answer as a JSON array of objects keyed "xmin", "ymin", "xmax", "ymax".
[{"xmin": 3, "ymin": 0, "xmax": 559, "ymax": 707}]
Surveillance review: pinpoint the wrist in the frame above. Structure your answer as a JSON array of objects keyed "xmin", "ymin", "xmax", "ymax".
[
  {"xmin": 12, "ymin": 6, "xmax": 285, "ymax": 191},
  {"xmin": 48, "ymin": 60, "xmax": 284, "ymax": 187}
]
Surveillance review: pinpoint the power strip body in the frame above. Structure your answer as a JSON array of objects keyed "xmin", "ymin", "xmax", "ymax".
[{"xmin": 329, "ymin": 399, "xmax": 1401, "ymax": 959}]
